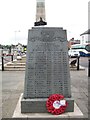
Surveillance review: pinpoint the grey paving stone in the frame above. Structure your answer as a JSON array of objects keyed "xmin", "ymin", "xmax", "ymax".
[{"xmin": 2, "ymin": 63, "xmax": 88, "ymax": 118}]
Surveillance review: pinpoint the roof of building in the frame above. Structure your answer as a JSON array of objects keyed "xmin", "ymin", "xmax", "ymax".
[{"xmin": 80, "ymin": 29, "xmax": 90, "ymax": 36}]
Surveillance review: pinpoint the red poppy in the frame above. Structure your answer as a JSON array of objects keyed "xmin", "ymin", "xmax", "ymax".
[{"xmin": 46, "ymin": 94, "xmax": 68, "ymax": 115}]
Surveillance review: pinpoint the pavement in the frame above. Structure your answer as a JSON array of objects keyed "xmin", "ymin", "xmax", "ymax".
[
  {"xmin": 12, "ymin": 93, "xmax": 83, "ymax": 118},
  {"xmin": 1, "ymin": 67, "xmax": 88, "ymax": 119}
]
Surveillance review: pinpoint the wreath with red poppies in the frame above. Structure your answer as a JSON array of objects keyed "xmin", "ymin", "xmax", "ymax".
[{"xmin": 46, "ymin": 94, "xmax": 68, "ymax": 115}]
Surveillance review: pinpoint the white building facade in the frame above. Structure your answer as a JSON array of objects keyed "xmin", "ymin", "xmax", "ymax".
[{"xmin": 80, "ymin": 2, "xmax": 90, "ymax": 44}]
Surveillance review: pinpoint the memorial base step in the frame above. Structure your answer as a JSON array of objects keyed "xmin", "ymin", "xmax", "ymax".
[
  {"xmin": 21, "ymin": 94, "xmax": 74, "ymax": 113},
  {"xmin": 12, "ymin": 93, "xmax": 83, "ymax": 118}
]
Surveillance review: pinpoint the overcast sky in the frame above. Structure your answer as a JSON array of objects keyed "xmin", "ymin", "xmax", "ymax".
[{"xmin": 0, "ymin": 0, "xmax": 89, "ymax": 45}]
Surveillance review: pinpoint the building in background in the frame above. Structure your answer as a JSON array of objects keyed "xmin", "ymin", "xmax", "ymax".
[
  {"xmin": 16, "ymin": 43, "xmax": 24, "ymax": 54},
  {"xmin": 80, "ymin": 2, "xmax": 90, "ymax": 44},
  {"xmin": 68, "ymin": 38, "xmax": 80, "ymax": 49},
  {"xmin": 80, "ymin": 29, "xmax": 90, "ymax": 44}
]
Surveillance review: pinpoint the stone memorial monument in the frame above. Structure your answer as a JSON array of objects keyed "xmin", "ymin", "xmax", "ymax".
[
  {"xmin": 21, "ymin": 0, "xmax": 74, "ymax": 113},
  {"xmin": 34, "ymin": 0, "xmax": 47, "ymax": 26}
]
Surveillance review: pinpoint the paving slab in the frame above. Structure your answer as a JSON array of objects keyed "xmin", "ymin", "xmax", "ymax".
[
  {"xmin": 12, "ymin": 93, "xmax": 83, "ymax": 119},
  {"xmin": 2, "ymin": 67, "xmax": 88, "ymax": 118}
]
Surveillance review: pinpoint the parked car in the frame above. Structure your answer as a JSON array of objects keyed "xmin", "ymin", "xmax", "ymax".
[{"xmin": 68, "ymin": 49, "xmax": 80, "ymax": 58}]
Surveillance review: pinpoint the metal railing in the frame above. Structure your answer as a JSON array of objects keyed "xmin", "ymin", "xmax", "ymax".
[
  {"xmin": 69, "ymin": 56, "xmax": 80, "ymax": 70},
  {"xmin": 77, "ymin": 56, "xmax": 79, "ymax": 71},
  {"xmin": 1, "ymin": 54, "xmax": 14, "ymax": 71}
]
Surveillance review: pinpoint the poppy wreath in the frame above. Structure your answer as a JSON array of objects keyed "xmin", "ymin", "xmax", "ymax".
[{"xmin": 46, "ymin": 94, "xmax": 68, "ymax": 115}]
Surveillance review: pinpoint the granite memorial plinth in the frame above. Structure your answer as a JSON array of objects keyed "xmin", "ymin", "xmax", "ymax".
[{"xmin": 21, "ymin": 27, "xmax": 74, "ymax": 113}]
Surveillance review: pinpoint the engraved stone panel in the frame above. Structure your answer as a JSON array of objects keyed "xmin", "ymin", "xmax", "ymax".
[{"xmin": 23, "ymin": 27, "xmax": 71, "ymax": 99}]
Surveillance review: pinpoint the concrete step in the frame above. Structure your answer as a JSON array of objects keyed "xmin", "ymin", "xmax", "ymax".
[
  {"xmin": 4, "ymin": 56, "xmax": 26, "ymax": 70},
  {"xmin": 6, "ymin": 63, "xmax": 26, "ymax": 66},
  {"xmin": 12, "ymin": 56, "xmax": 26, "ymax": 63},
  {"xmin": 13, "ymin": 60, "xmax": 26, "ymax": 63},
  {"xmin": 4, "ymin": 65, "xmax": 25, "ymax": 71}
]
